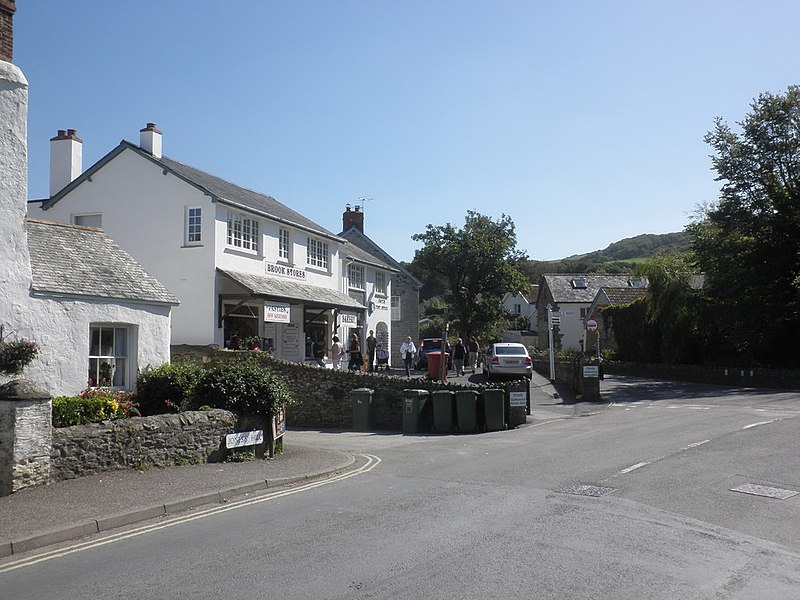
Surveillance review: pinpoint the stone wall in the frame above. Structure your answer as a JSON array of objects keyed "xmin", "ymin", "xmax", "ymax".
[
  {"xmin": 604, "ymin": 361, "xmax": 800, "ymax": 390},
  {"xmin": 51, "ymin": 409, "xmax": 236, "ymax": 481},
  {"xmin": 171, "ymin": 346, "xmax": 528, "ymax": 430}
]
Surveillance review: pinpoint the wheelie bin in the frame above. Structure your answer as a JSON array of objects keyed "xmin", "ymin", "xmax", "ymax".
[
  {"xmin": 432, "ymin": 390, "xmax": 455, "ymax": 433},
  {"xmin": 426, "ymin": 351, "xmax": 447, "ymax": 382},
  {"xmin": 350, "ymin": 388, "xmax": 374, "ymax": 431},
  {"xmin": 455, "ymin": 390, "xmax": 479, "ymax": 433},
  {"xmin": 482, "ymin": 388, "xmax": 506, "ymax": 431},
  {"xmin": 402, "ymin": 389, "xmax": 431, "ymax": 433}
]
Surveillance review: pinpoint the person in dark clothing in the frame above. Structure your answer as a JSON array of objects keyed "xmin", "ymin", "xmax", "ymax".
[
  {"xmin": 468, "ymin": 338, "xmax": 480, "ymax": 374},
  {"xmin": 366, "ymin": 330, "xmax": 377, "ymax": 371},
  {"xmin": 453, "ymin": 338, "xmax": 467, "ymax": 376},
  {"xmin": 347, "ymin": 333, "xmax": 362, "ymax": 371}
]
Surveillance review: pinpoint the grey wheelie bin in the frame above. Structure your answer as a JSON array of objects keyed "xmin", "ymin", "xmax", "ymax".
[
  {"xmin": 455, "ymin": 390, "xmax": 479, "ymax": 433},
  {"xmin": 432, "ymin": 390, "xmax": 455, "ymax": 433},
  {"xmin": 402, "ymin": 389, "xmax": 431, "ymax": 433},
  {"xmin": 350, "ymin": 388, "xmax": 373, "ymax": 431},
  {"xmin": 482, "ymin": 388, "xmax": 506, "ymax": 431}
]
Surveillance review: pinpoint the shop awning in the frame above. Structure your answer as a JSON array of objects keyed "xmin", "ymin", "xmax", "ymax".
[{"xmin": 217, "ymin": 268, "xmax": 365, "ymax": 311}]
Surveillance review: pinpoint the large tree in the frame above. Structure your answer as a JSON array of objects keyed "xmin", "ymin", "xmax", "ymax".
[
  {"xmin": 688, "ymin": 86, "xmax": 800, "ymax": 367},
  {"xmin": 411, "ymin": 211, "xmax": 529, "ymax": 341}
]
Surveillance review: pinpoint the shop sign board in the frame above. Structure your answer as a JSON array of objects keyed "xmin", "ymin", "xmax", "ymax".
[{"xmin": 264, "ymin": 302, "xmax": 291, "ymax": 323}]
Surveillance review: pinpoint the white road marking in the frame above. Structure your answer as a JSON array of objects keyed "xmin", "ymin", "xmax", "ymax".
[
  {"xmin": 684, "ymin": 440, "xmax": 710, "ymax": 449},
  {"xmin": 619, "ymin": 461, "xmax": 650, "ymax": 474},
  {"xmin": 743, "ymin": 420, "xmax": 775, "ymax": 429},
  {"xmin": 0, "ymin": 453, "xmax": 381, "ymax": 573}
]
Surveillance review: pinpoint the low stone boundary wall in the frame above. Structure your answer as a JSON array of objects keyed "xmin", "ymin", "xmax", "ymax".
[
  {"xmin": 603, "ymin": 361, "xmax": 800, "ymax": 389},
  {"xmin": 51, "ymin": 409, "xmax": 236, "ymax": 482}
]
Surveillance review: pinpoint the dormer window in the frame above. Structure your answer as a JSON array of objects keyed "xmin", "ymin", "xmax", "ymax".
[{"xmin": 571, "ymin": 278, "xmax": 587, "ymax": 289}]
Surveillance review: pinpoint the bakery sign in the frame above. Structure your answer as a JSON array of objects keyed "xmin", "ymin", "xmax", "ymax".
[{"xmin": 264, "ymin": 301, "xmax": 291, "ymax": 323}]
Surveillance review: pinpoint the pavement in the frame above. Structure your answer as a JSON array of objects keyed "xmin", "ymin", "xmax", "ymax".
[{"xmin": 0, "ymin": 369, "xmax": 580, "ymax": 559}]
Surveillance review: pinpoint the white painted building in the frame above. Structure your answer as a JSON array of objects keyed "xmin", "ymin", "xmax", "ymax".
[
  {"xmin": 37, "ymin": 126, "xmax": 395, "ymax": 364},
  {"xmin": 1, "ymin": 19, "xmax": 177, "ymax": 396}
]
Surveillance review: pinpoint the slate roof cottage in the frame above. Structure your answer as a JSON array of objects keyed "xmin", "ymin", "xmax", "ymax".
[
  {"xmin": 37, "ymin": 128, "xmax": 395, "ymax": 363},
  {"xmin": 1, "ymin": 6, "xmax": 178, "ymax": 395}
]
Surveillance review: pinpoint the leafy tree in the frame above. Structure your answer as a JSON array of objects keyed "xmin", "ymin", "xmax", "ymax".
[
  {"xmin": 688, "ymin": 86, "xmax": 800, "ymax": 367},
  {"xmin": 411, "ymin": 211, "xmax": 529, "ymax": 341}
]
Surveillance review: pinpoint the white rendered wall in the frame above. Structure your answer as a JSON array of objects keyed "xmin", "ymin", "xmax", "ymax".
[
  {"xmin": 40, "ymin": 151, "xmax": 216, "ymax": 345},
  {"xmin": 1, "ymin": 297, "xmax": 172, "ymax": 396},
  {"xmin": 556, "ymin": 303, "xmax": 588, "ymax": 351}
]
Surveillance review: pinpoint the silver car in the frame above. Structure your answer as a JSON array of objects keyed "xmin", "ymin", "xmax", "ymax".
[{"xmin": 483, "ymin": 343, "xmax": 532, "ymax": 380}]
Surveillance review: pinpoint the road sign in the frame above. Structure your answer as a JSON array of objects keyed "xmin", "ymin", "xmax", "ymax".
[
  {"xmin": 586, "ymin": 319, "xmax": 598, "ymax": 332},
  {"xmin": 226, "ymin": 430, "xmax": 264, "ymax": 449}
]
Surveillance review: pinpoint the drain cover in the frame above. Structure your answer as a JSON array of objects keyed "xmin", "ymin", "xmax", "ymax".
[
  {"xmin": 730, "ymin": 483, "xmax": 799, "ymax": 500},
  {"xmin": 557, "ymin": 483, "xmax": 616, "ymax": 497}
]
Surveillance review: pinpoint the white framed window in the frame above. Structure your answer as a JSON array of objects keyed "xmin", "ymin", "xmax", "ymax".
[
  {"xmin": 227, "ymin": 212, "xmax": 260, "ymax": 252},
  {"xmin": 88, "ymin": 325, "xmax": 130, "ymax": 388},
  {"xmin": 348, "ymin": 264, "xmax": 365, "ymax": 290},
  {"xmin": 278, "ymin": 228, "xmax": 290, "ymax": 261},
  {"xmin": 72, "ymin": 213, "xmax": 102, "ymax": 228},
  {"xmin": 307, "ymin": 237, "xmax": 329, "ymax": 269},
  {"xmin": 375, "ymin": 271, "xmax": 387, "ymax": 296},
  {"xmin": 185, "ymin": 206, "xmax": 202, "ymax": 245},
  {"xmin": 391, "ymin": 296, "xmax": 401, "ymax": 321}
]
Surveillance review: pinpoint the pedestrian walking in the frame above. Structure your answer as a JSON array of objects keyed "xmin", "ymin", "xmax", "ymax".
[
  {"xmin": 330, "ymin": 335, "xmax": 344, "ymax": 370},
  {"xmin": 366, "ymin": 330, "xmax": 377, "ymax": 371},
  {"xmin": 347, "ymin": 333, "xmax": 362, "ymax": 371},
  {"xmin": 468, "ymin": 337, "xmax": 480, "ymax": 374},
  {"xmin": 453, "ymin": 338, "xmax": 467, "ymax": 376},
  {"xmin": 399, "ymin": 336, "xmax": 416, "ymax": 377}
]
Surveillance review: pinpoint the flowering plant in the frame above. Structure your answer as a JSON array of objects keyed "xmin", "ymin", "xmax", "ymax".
[{"xmin": 0, "ymin": 338, "xmax": 40, "ymax": 375}]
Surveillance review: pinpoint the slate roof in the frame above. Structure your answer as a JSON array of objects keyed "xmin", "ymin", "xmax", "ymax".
[
  {"xmin": 602, "ymin": 287, "xmax": 647, "ymax": 305},
  {"xmin": 541, "ymin": 274, "xmax": 639, "ymax": 304},
  {"xmin": 43, "ymin": 141, "xmax": 343, "ymax": 243},
  {"xmin": 340, "ymin": 226, "xmax": 422, "ymax": 288},
  {"xmin": 342, "ymin": 240, "xmax": 398, "ymax": 272},
  {"xmin": 217, "ymin": 269, "xmax": 364, "ymax": 311},
  {"xmin": 26, "ymin": 218, "xmax": 179, "ymax": 305}
]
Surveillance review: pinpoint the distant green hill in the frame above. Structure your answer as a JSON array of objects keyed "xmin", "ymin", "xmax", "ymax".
[{"xmin": 521, "ymin": 232, "xmax": 691, "ymax": 281}]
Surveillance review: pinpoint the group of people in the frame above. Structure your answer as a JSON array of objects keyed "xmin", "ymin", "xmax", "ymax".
[{"xmin": 326, "ymin": 331, "xmax": 480, "ymax": 377}]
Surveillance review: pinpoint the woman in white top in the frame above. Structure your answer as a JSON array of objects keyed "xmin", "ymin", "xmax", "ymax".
[
  {"xmin": 399, "ymin": 336, "xmax": 416, "ymax": 377},
  {"xmin": 330, "ymin": 335, "xmax": 344, "ymax": 370}
]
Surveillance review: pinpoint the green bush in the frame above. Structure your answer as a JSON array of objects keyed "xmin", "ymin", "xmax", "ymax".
[
  {"xmin": 192, "ymin": 362, "xmax": 293, "ymax": 417},
  {"xmin": 53, "ymin": 388, "xmax": 140, "ymax": 427},
  {"xmin": 0, "ymin": 338, "xmax": 39, "ymax": 375},
  {"xmin": 136, "ymin": 362, "xmax": 204, "ymax": 416}
]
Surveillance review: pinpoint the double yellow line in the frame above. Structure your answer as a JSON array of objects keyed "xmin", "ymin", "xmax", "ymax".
[{"xmin": 0, "ymin": 453, "xmax": 381, "ymax": 574}]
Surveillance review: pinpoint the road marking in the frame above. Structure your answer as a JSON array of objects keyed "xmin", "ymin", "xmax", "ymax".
[
  {"xmin": 684, "ymin": 440, "xmax": 710, "ymax": 449},
  {"xmin": 0, "ymin": 453, "xmax": 381, "ymax": 574},
  {"xmin": 743, "ymin": 420, "xmax": 775, "ymax": 429},
  {"xmin": 619, "ymin": 461, "xmax": 649, "ymax": 474}
]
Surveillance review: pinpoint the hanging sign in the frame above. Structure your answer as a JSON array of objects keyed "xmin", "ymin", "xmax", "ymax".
[
  {"xmin": 264, "ymin": 302, "xmax": 291, "ymax": 323},
  {"xmin": 340, "ymin": 312, "xmax": 358, "ymax": 326}
]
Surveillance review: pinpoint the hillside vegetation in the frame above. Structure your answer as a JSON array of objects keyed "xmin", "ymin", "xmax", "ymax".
[{"xmin": 521, "ymin": 232, "xmax": 690, "ymax": 281}]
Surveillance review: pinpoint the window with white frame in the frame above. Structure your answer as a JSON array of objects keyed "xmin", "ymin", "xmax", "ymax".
[
  {"xmin": 307, "ymin": 237, "xmax": 329, "ymax": 269},
  {"xmin": 227, "ymin": 212, "xmax": 259, "ymax": 252},
  {"xmin": 278, "ymin": 228, "xmax": 290, "ymax": 261},
  {"xmin": 88, "ymin": 325, "xmax": 129, "ymax": 388},
  {"xmin": 391, "ymin": 296, "xmax": 401, "ymax": 321},
  {"xmin": 185, "ymin": 206, "xmax": 202, "ymax": 245},
  {"xmin": 348, "ymin": 264, "xmax": 365, "ymax": 290},
  {"xmin": 375, "ymin": 271, "xmax": 387, "ymax": 296}
]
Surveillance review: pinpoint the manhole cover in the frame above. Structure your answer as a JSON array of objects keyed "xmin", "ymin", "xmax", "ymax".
[
  {"xmin": 730, "ymin": 483, "xmax": 799, "ymax": 500},
  {"xmin": 556, "ymin": 483, "xmax": 616, "ymax": 497}
]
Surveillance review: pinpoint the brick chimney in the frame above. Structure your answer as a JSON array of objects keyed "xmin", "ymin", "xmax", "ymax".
[
  {"xmin": 0, "ymin": 0, "xmax": 15, "ymax": 63},
  {"xmin": 343, "ymin": 204, "xmax": 364, "ymax": 232},
  {"xmin": 49, "ymin": 129, "xmax": 83, "ymax": 197},
  {"xmin": 139, "ymin": 122, "xmax": 162, "ymax": 158}
]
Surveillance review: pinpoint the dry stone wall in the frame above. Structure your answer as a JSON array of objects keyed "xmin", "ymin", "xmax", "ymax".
[{"xmin": 51, "ymin": 409, "xmax": 235, "ymax": 481}]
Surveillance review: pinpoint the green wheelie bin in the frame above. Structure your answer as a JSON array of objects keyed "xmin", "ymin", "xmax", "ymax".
[
  {"xmin": 455, "ymin": 390, "xmax": 479, "ymax": 433},
  {"xmin": 402, "ymin": 389, "xmax": 431, "ymax": 433},
  {"xmin": 432, "ymin": 390, "xmax": 455, "ymax": 433},
  {"xmin": 350, "ymin": 388, "xmax": 374, "ymax": 430},
  {"xmin": 482, "ymin": 388, "xmax": 506, "ymax": 431}
]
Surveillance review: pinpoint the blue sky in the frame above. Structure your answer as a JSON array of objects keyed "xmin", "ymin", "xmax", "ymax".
[{"xmin": 14, "ymin": 1, "xmax": 800, "ymax": 261}]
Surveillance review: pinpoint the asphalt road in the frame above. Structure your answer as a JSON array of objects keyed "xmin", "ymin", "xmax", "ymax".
[{"xmin": 2, "ymin": 375, "xmax": 800, "ymax": 599}]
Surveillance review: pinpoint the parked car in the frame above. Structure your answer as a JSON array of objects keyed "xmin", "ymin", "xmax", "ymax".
[
  {"xmin": 416, "ymin": 338, "xmax": 452, "ymax": 370},
  {"xmin": 483, "ymin": 342, "xmax": 532, "ymax": 380}
]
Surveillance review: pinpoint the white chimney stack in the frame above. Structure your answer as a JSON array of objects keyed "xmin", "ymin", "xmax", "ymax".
[
  {"xmin": 49, "ymin": 128, "xmax": 82, "ymax": 197},
  {"xmin": 139, "ymin": 122, "xmax": 162, "ymax": 158}
]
